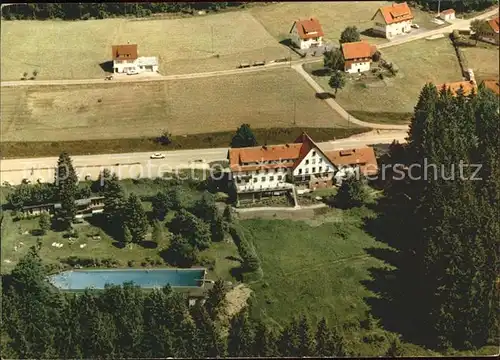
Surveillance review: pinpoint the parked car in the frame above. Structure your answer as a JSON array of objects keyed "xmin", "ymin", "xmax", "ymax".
[
  {"xmin": 127, "ymin": 69, "xmax": 139, "ymax": 75},
  {"xmin": 150, "ymin": 153, "xmax": 166, "ymax": 159},
  {"xmin": 411, "ymin": 24, "xmax": 420, "ymax": 29},
  {"xmin": 105, "ymin": 75, "xmax": 113, "ymax": 80},
  {"xmin": 2, "ymin": 181, "xmax": 12, "ymax": 187},
  {"xmin": 22, "ymin": 178, "xmax": 31, "ymax": 184}
]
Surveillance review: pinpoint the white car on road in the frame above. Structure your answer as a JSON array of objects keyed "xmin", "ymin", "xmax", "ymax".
[
  {"xmin": 127, "ymin": 69, "xmax": 139, "ymax": 75},
  {"xmin": 150, "ymin": 153, "xmax": 166, "ymax": 159}
]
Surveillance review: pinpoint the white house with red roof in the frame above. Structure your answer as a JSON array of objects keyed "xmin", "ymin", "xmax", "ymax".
[
  {"xmin": 289, "ymin": 18, "xmax": 324, "ymax": 50},
  {"xmin": 341, "ymin": 41, "xmax": 377, "ymax": 73},
  {"xmin": 439, "ymin": 9, "xmax": 456, "ymax": 22},
  {"xmin": 227, "ymin": 132, "xmax": 378, "ymax": 204},
  {"xmin": 111, "ymin": 44, "xmax": 159, "ymax": 74},
  {"xmin": 371, "ymin": 2, "xmax": 414, "ymax": 39}
]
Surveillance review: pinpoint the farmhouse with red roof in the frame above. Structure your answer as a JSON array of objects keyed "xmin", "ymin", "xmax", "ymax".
[
  {"xmin": 371, "ymin": 2, "xmax": 414, "ymax": 39},
  {"xmin": 341, "ymin": 41, "xmax": 377, "ymax": 73},
  {"xmin": 289, "ymin": 18, "xmax": 324, "ymax": 50}
]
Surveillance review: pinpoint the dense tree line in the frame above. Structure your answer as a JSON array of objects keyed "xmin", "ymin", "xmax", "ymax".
[
  {"xmin": 378, "ymin": 83, "xmax": 499, "ymax": 350},
  {"xmin": 1, "ymin": 3, "xmax": 246, "ymax": 20},
  {"xmin": 1, "ymin": 248, "xmax": 348, "ymax": 358},
  {"xmin": 408, "ymin": 0, "xmax": 497, "ymax": 13}
]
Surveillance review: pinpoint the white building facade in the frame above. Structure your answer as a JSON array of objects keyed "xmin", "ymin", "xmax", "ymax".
[
  {"xmin": 228, "ymin": 133, "xmax": 379, "ymax": 205},
  {"xmin": 439, "ymin": 9, "xmax": 456, "ymax": 22},
  {"xmin": 112, "ymin": 44, "xmax": 159, "ymax": 74},
  {"xmin": 371, "ymin": 2, "xmax": 414, "ymax": 39},
  {"xmin": 341, "ymin": 41, "xmax": 376, "ymax": 74},
  {"xmin": 289, "ymin": 18, "xmax": 324, "ymax": 50}
]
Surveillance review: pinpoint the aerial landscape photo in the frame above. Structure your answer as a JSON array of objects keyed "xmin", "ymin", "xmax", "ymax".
[{"xmin": 0, "ymin": 1, "xmax": 499, "ymax": 358}]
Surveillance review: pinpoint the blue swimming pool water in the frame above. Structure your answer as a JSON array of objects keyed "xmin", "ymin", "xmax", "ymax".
[{"xmin": 48, "ymin": 268, "xmax": 206, "ymax": 290}]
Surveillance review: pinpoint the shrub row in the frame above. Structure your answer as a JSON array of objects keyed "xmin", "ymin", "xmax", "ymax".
[
  {"xmin": 449, "ymin": 33, "xmax": 469, "ymax": 76},
  {"xmin": 229, "ymin": 224, "xmax": 262, "ymax": 274},
  {"xmin": 61, "ymin": 256, "xmax": 121, "ymax": 268}
]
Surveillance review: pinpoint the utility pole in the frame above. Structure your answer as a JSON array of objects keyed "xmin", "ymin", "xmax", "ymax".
[
  {"xmin": 293, "ymin": 99, "xmax": 296, "ymax": 125},
  {"xmin": 211, "ymin": 26, "xmax": 214, "ymax": 54}
]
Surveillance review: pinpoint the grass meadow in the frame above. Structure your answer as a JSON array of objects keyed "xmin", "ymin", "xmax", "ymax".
[{"xmin": 1, "ymin": 68, "xmax": 351, "ymax": 143}]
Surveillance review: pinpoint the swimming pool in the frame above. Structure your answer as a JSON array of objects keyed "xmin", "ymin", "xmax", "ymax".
[{"xmin": 48, "ymin": 268, "xmax": 207, "ymax": 290}]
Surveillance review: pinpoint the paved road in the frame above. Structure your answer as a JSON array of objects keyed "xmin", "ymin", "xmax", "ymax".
[{"xmin": 0, "ymin": 130, "xmax": 407, "ymax": 185}]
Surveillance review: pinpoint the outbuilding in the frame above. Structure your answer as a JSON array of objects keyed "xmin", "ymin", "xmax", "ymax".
[{"xmin": 439, "ymin": 9, "xmax": 456, "ymax": 22}]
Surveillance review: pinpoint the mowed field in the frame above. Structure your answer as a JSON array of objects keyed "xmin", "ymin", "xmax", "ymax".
[
  {"xmin": 306, "ymin": 38, "xmax": 463, "ymax": 122},
  {"xmin": 0, "ymin": 68, "xmax": 349, "ymax": 142},
  {"xmin": 1, "ymin": 2, "xmax": 443, "ymax": 80},
  {"xmin": 0, "ymin": 11, "xmax": 290, "ymax": 80},
  {"xmin": 461, "ymin": 46, "xmax": 499, "ymax": 82},
  {"xmin": 249, "ymin": 1, "xmax": 441, "ymax": 45}
]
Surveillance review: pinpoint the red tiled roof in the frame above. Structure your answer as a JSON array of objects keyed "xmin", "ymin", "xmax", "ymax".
[
  {"xmin": 437, "ymin": 80, "xmax": 477, "ymax": 96},
  {"xmin": 228, "ymin": 143, "xmax": 302, "ymax": 172},
  {"xmin": 483, "ymin": 79, "xmax": 500, "ymax": 95},
  {"xmin": 290, "ymin": 18, "xmax": 324, "ymax": 40},
  {"xmin": 440, "ymin": 9, "xmax": 455, "ymax": 15},
  {"xmin": 228, "ymin": 132, "xmax": 378, "ymax": 175},
  {"xmin": 372, "ymin": 2, "xmax": 414, "ymax": 25},
  {"xmin": 324, "ymin": 147, "xmax": 378, "ymax": 176},
  {"xmin": 112, "ymin": 44, "xmax": 138, "ymax": 61},
  {"xmin": 487, "ymin": 16, "xmax": 499, "ymax": 33},
  {"xmin": 341, "ymin": 41, "xmax": 376, "ymax": 60}
]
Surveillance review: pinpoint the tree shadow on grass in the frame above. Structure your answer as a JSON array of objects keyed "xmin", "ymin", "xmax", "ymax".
[
  {"xmin": 225, "ymin": 255, "xmax": 242, "ymax": 263},
  {"xmin": 86, "ymin": 214, "xmax": 119, "ymax": 240},
  {"xmin": 312, "ymin": 68, "xmax": 332, "ymax": 77},
  {"xmin": 139, "ymin": 240, "xmax": 158, "ymax": 249},
  {"xmin": 230, "ymin": 266, "xmax": 244, "ymax": 282},
  {"xmin": 315, "ymin": 92, "xmax": 333, "ymax": 100},
  {"xmin": 362, "ymin": 200, "xmax": 430, "ymax": 347},
  {"xmin": 360, "ymin": 28, "xmax": 384, "ymax": 39},
  {"xmin": 112, "ymin": 241, "xmax": 126, "ymax": 249},
  {"xmin": 30, "ymin": 229, "xmax": 44, "ymax": 236}
]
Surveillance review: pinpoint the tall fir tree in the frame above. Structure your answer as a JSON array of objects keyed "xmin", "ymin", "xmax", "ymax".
[
  {"xmin": 124, "ymin": 193, "xmax": 149, "ymax": 243},
  {"xmin": 102, "ymin": 173, "xmax": 127, "ymax": 238},
  {"xmin": 54, "ymin": 152, "xmax": 78, "ymax": 228},
  {"xmin": 252, "ymin": 320, "xmax": 278, "ymax": 357},
  {"xmin": 384, "ymin": 82, "xmax": 499, "ymax": 350},
  {"xmin": 297, "ymin": 314, "xmax": 314, "ymax": 356},
  {"xmin": 227, "ymin": 308, "xmax": 254, "ymax": 357}
]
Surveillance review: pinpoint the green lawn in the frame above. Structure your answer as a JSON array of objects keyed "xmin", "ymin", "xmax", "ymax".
[
  {"xmin": 0, "ymin": 178, "xmax": 238, "ymax": 281},
  {"xmin": 241, "ymin": 207, "xmax": 389, "ymax": 327},
  {"xmin": 305, "ymin": 38, "xmax": 463, "ymax": 123}
]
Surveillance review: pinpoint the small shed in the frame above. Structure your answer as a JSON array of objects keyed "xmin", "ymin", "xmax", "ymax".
[{"xmin": 439, "ymin": 9, "xmax": 456, "ymax": 21}]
